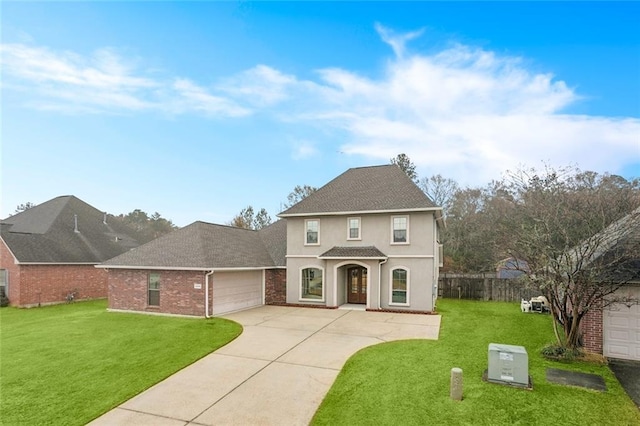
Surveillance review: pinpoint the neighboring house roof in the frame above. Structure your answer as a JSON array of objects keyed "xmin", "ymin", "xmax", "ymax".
[
  {"xmin": 496, "ymin": 257, "xmax": 529, "ymax": 279},
  {"xmin": 591, "ymin": 207, "xmax": 640, "ymax": 283},
  {"xmin": 319, "ymin": 246, "xmax": 387, "ymax": 259},
  {"xmin": 1, "ymin": 195, "xmax": 141, "ymax": 263},
  {"xmin": 100, "ymin": 220, "xmax": 287, "ymax": 270},
  {"xmin": 279, "ymin": 165, "xmax": 443, "ymax": 223}
]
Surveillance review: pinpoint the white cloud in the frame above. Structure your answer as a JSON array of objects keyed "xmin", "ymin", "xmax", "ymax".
[
  {"xmin": 374, "ymin": 22, "xmax": 425, "ymax": 59},
  {"xmin": 226, "ymin": 38, "xmax": 636, "ymax": 184},
  {"xmin": 219, "ymin": 65, "xmax": 296, "ymax": 106},
  {"xmin": 2, "ymin": 32, "xmax": 638, "ymax": 183},
  {"xmin": 291, "ymin": 140, "xmax": 320, "ymax": 160},
  {"xmin": 0, "ymin": 43, "xmax": 248, "ymax": 117},
  {"xmin": 172, "ymin": 78, "xmax": 250, "ymax": 117}
]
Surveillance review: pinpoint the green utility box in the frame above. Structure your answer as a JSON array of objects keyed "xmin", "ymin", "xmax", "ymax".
[{"xmin": 487, "ymin": 343, "xmax": 529, "ymax": 387}]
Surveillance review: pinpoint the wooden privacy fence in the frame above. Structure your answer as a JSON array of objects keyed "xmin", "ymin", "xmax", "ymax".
[{"xmin": 438, "ymin": 273, "xmax": 542, "ymax": 302}]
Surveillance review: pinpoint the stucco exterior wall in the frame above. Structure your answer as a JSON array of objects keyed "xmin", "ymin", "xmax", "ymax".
[
  {"xmin": 285, "ymin": 212, "xmax": 439, "ymax": 312},
  {"xmin": 286, "ymin": 212, "xmax": 436, "ymax": 256},
  {"xmin": 108, "ymin": 269, "xmax": 207, "ymax": 316}
]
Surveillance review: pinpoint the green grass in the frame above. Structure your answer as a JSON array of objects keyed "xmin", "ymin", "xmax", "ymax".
[
  {"xmin": 313, "ymin": 299, "xmax": 640, "ymax": 425},
  {"xmin": 0, "ymin": 300, "xmax": 241, "ymax": 425}
]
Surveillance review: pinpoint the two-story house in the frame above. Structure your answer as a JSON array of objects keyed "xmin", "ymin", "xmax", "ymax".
[
  {"xmin": 99, "ymin": 165, "xmax": 443, "ymax": 316},
  {"xmin": 279, "ymin": 165, "xmax": 444, "ymax": 312}
]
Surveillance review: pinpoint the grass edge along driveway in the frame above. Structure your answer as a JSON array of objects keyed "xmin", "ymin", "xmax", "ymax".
[
  {"xmin": 0, "ymin": 300, "xmax": 241, "ymax": 425},
  {"xmin": 313, "ymin": 299, "xmax": 640, "ymax": 426}
]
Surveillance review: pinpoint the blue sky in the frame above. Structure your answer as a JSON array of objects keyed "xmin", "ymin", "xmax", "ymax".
[{"xmin": 2, "ymin": 1, "xmax": 639, "ymax": 226}]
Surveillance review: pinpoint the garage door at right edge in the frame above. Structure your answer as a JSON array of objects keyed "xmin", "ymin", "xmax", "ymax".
[{"xmin": 604, "ymin": 284, "xmax": 640, "ymax": 361}]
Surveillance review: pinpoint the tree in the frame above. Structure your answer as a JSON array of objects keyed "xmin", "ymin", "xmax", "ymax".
[
  {"xmin": 443, "ymin": 187, "xmax": 501, "ymax": 272},
  {"xmin": 390, "ymin": 153, "xmax": 417, "ymax": 182},
  {"xmin": 114, "ymin": 209, "xmax": 177, "ymax": 243},
  {"xmin": 284, "ymin": 185, "xmax": 317, "ymax": 209},
  {"xmin": 499, "ymin": 166, "xmax": 640, "ymax": 350},
  {"xmin": 419, "ymin": 174, "xmax": 459, "ymax": 216},
  {"xmin": 229, "ymin": 206, "xmax": 272, "ymax": 230},
  {"xmin": 14, "ymin": 202, "xmax": 36, "ymax": 214}
]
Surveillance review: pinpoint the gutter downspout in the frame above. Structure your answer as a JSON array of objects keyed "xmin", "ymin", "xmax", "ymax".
[
  {"xmin": 378, "ymin": 258, "xmax": 388, "ymax": 310},
  {"xmin": 205, "ymin": 270, "xmax": 214, "ymax": 318}
]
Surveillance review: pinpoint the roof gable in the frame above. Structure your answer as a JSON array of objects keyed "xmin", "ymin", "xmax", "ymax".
[
  {"xmin": 1, "ymin": 196, "xmax": 141, "ymax": 263},
  {"xmin": 279, "ymin": 165, "xmax": 437, "ymax": 217}
]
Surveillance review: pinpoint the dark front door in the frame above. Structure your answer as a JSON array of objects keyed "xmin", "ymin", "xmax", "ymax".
[{"xmin": 347, "ymin": 266, "xmax": 367, "ymax": 304}]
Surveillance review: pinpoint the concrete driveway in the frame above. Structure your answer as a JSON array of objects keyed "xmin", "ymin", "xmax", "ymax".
[{"xmin": 90, "ymin": 305, "xmax": 441, "ymax": 425}]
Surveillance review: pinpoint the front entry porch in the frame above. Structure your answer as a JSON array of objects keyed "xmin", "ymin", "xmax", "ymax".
[{"xmin": 346, "ymin": 266, "xmax": 367, "ymax": 304}]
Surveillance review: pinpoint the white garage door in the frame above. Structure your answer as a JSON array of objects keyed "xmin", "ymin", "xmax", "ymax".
[
  {"xmin": 604, "ymin": 285, "xmax": 640, "ymax": 361},
  {"xmin": 212, "ymin": 270, "xmax": 263, "ymax": 315}
]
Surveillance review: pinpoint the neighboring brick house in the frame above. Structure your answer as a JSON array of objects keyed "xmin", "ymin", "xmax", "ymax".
[
  {"xmin": 102, "ymin": 165, "xmax": 444, "ymax": 316},
  {"xmin": 581, "ymin": 208, "xmax": 640, "ymax": 361},
  {"xmin": 98, "ymin": 220, "xmax": 286, "ymax": 316},
  {"xmin": 0, "ymin": 196, "xmax": 141, "ymax": 306}
]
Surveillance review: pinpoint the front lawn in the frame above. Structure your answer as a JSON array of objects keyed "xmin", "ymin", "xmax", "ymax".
[
  {"xmin": 0, "ymin": 300, "xmax": 241, "ymax": 425},
  {"xmin": 313, "ymin": 299, "xmax": 640, "ymax": 425}
]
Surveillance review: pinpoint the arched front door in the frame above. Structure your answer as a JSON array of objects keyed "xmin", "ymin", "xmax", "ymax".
[{"xmin": 347, "ymin": 266, "xmax": 367, "ymax": 304}]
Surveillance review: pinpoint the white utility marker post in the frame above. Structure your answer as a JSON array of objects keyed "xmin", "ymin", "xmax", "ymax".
[{"xmin": 450, "ymin": 367, "xmax": 463, "ymax": 401}]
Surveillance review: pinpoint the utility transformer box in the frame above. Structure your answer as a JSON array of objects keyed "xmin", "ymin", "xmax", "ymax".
[{"xmin": 487, "ymin": 343, "xmax": 529, "ymax": 387}]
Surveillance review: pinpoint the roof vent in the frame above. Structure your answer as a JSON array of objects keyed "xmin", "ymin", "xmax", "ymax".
[
  {"xmin": 74, "ymin": 214, "xmax": 79, "ymax": 233},
  {"xmin": 103, "ymin": 212, "xmax": 107, "ymax": 225}
]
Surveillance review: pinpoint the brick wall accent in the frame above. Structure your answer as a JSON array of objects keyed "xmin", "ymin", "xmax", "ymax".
[
  {"xmin": 108, "ymin": 269, "xmax": 206, "ymax": 317},
  {"xmin": 582, "ymin": 307, "xmax": 603, "ymax": 354},
  {"xmin": 0, "ymin": 239, "xmax": 21, "ymax": 305},
  {"xmin": 19, "ymin": 264, "xmax": 108, "ymax": 307},
  {"xmin": 265, "ymin": 269, "xmax": 286, "ymax": 304},
  {"xmin": 1, "ymin": 238, "xmax": 111, "ymax": 307}
]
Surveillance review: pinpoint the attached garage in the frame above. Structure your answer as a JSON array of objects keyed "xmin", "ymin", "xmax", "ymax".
[
  {"xmin": 212, "ymin": 270, "xmax": 263, "ymax": 315},
  {"xmin": 604, "ymin": 285, "xmax": 640, "ymax": 361},
  {"xmin": 100, "ymin": 221, "xmax": 287, "ymax": 317}
]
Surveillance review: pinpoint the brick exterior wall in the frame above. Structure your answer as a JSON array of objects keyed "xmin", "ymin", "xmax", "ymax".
[
  {"xmin": 582, "ymin": 307, "xmax": 604, "ymax": 355},
  {"xmin": 19, "ymin": 264, "xmax": 108, "ymax": 307},
  {"xmin": 265, "ymin": 269, "xmax": 286, "ymax": 304},
  {"xmin": 1, "ymin": 239, "xmax": 21, "ymax": 305},
  {"xmin": 1, "ymin": 239, "xmax": 109, "ymax": 307},
  {"xmin": 108, "ymin": 269, "xmax": 207, "ymax": 317}
]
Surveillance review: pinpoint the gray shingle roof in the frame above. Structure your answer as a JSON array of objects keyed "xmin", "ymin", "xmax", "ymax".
[
  {"xmin": 1, "ymin": 196, "xmax": 141, "ymax": 263},
  {"xmin": 319, "ymin": 246, "xmax": 387, "ymax": 259},
  {"xmin": 102, "ymin": 220, "xmax": 286, "ymax": 269},
  {"xmin": 279, "ymin": 165, "xmax": 437, "ymax": 217},
  {"xmin": 258, "ymin": 219, "xmax": 287, "ymax": 266}
]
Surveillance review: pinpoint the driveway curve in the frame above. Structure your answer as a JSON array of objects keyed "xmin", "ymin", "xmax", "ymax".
[{"xmin": 90, "ymin": 305, "xmax": 441, "ymax": 425}]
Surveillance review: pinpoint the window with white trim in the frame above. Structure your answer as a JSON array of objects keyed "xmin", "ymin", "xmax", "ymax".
[
  {"xmin": 390, "ymin": 268, "xmax": 409, "ymax": 305},
  {"xmin": 148, "ymin": 273, "xmax": 160, "ymax": 306},
  {"xmin": 391, "ymin": 216, "xmax": 409, "ymax": 244},
  {"xmin": 347, "ymin": 217, "xmax": 361, "ymax": 240},
  {"xmin": 301, "ymin": 267, "xmax": 323, "ymax": 300},
  {"xmin": 305, "ymin": 219, "xmax": 320, "ymax": 245}
]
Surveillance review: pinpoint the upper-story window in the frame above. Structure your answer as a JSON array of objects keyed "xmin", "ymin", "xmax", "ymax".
[
  {"xmin": 347, "ymin": 217, "xmax": 361, "ymax": 240},
  {"xmin": 305, "ymin": 219, "xmax": 320, "ymax": 245},
  {"xmin": 391, "ymin": 216, "xmax": 409, "ymax": 244}
]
